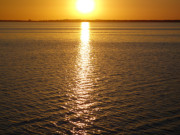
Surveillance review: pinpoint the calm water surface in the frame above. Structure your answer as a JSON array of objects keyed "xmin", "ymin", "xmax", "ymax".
[{"xmin": 0, "ymin": 22, "xmax": 180, "ymax": 134}]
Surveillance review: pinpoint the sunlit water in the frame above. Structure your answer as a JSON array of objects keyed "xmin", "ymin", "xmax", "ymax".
[{"xmin": 0, "ymin": 22, "xmax": 180, "ymax": 134}]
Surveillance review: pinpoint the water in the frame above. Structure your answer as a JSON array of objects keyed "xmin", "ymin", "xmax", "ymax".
[{"xmin": 0, "ymin": 22, "xmax": 180, "ymax": 134}]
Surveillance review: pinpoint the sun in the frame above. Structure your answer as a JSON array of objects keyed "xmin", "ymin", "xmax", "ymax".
[{"xmin": 76, "ymin": 0, "xmax": 95, "ymax": 13}]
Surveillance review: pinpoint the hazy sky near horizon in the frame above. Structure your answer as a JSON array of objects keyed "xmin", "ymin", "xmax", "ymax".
[{"xmin": 0, "ymin": 0, "xmax": 180, "ymax": 20}]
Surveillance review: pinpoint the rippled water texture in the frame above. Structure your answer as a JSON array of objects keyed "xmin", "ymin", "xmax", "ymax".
[{"xmin": 0, "ymin": 22, "xmax": 180, "ymax": 134}]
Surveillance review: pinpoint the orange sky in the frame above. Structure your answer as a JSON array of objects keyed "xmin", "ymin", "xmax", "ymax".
[{"xmin": 0, "ymin": 0, "xmax": 180, "ymax": 20}]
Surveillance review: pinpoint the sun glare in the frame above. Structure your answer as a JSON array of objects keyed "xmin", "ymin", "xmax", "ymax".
[{"xmin": 76, "ymin": 0, "xmax": 95, "ymax": 13}]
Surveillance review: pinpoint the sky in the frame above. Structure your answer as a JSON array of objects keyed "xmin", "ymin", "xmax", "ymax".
[{"xmin": 0, "ymin": 0, "xmax": 180, "ymax": 20}]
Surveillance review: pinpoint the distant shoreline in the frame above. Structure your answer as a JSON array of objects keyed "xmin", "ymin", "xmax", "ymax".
[{"xmin": 0, "ymin": 20, "xmax": 180, "ymax": 22}]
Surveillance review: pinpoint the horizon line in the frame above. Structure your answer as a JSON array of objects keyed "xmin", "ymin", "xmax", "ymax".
[{"xmin": 0, "ymin": 19, "xmax": 180, "ymax": 22}]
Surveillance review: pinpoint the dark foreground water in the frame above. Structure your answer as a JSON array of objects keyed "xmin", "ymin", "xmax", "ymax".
[{"xmin": 0, "ymin": 22, "xmax": 180, "ymax": 134}]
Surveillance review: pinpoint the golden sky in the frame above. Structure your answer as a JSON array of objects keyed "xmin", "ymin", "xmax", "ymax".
[{"xmin": 0, "ymin": 0, "xmax": 180, "ymax": 20}]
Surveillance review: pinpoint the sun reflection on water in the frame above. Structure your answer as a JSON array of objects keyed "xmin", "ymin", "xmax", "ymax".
[
  {"xmin": 64, "ymin": 22, "xmax": 97, "ymax": 134},
  {"xmin": 79, "ymin": 22, "xmax": 91, "ymax": 80}
]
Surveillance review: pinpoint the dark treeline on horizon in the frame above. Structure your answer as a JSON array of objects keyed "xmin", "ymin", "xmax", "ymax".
[{"xmin": 0, "ymin": 19, "xmax": 180, "ymax": 22}]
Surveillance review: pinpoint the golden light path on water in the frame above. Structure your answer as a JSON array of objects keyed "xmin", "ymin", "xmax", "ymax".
[
  {"xmin": 79, "ymin": 22, "xmax": 91, "ymax": 81},
  {"xmin": 65, "ymin": 22, "xmax": 97, "ymax": 135}
]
